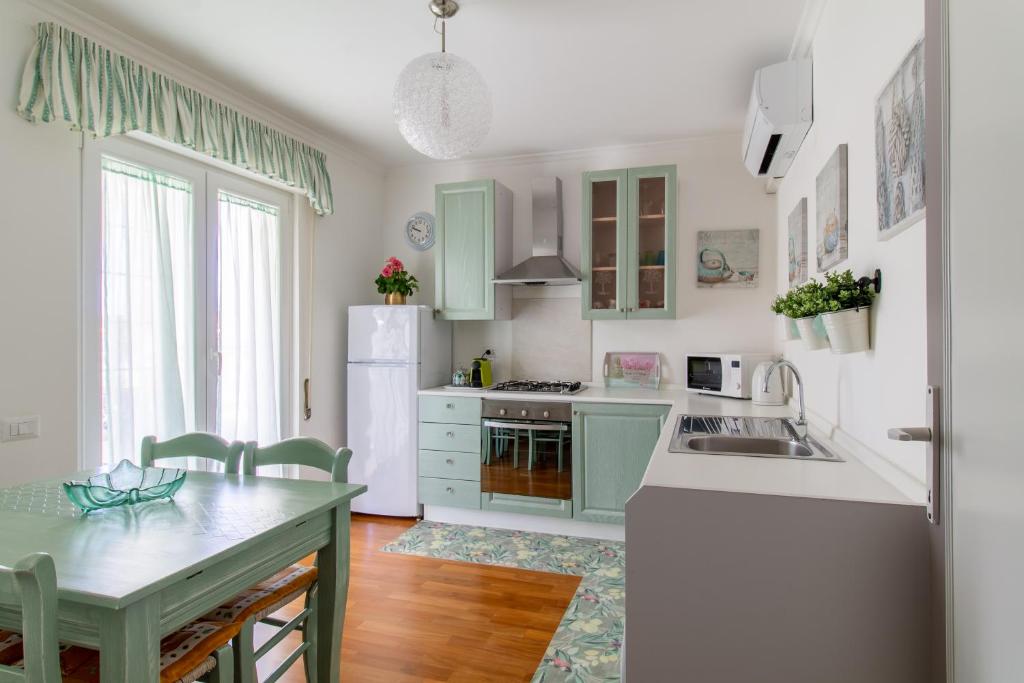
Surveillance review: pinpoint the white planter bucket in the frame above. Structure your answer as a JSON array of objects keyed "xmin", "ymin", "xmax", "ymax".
[
  {"xmin": 795, "ymin": 315, "xmax": 830, "ymax": 351},
  {"xmin": 821, "ymin": 307, "xmax": 871, "ymax": 354},
  {"xmin": 779, "ymin": 315, "xmax": 800, "ymax": 341}
]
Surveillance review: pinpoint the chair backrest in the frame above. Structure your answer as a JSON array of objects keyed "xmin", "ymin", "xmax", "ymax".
[
  {"xmin": 0, "ymin": 553, "xmax": 61, "ymax": 683},
  {"xmin": 139, "ymin": 433, "xmax": 244, "ymax": 474},
  {"xmin": 242, "ymin": 437, "xmax": 352, "ymax": 483}
]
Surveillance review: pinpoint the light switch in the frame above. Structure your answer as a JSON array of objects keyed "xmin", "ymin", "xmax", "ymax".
[{"xmin": 0, "ymin": 416, "xmax": 40, "ymax": 442}]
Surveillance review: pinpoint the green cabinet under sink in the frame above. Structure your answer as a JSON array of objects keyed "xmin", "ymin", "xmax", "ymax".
[{"xmin": 572, "ymin": 402, "xmax": 671, "ymax": 524}]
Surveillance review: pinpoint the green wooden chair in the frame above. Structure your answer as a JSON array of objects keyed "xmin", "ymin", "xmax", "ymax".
[
  {"xmin": 482, "ymin": 427, "xmax": 520, "ymax": 467},
  {"xmin": 209, "ymin": 438, "xmax": 352, "ymax": 683},
  {"xmin": 529, "ymin": 427, "xmax": 570, "ymax": 472},
  {"xmin": 140, "ymin": 433, "xmax": 245, "ymax": 473},
  {"xmin": 0, "ymin": 552, "xmax": 235, "ymax": 683},
  {"xmin": 0, "ymin": 553, "xmax": 60, "ymax": 682}
]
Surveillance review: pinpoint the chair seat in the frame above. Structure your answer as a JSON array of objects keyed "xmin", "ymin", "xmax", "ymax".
[
  {"xmin": 0, "ymin": 619, "xmax": 239, "ymax": 683},
  {"xmin": 205, "ymin": 564, "xmax": 317, "ymax": 624}
]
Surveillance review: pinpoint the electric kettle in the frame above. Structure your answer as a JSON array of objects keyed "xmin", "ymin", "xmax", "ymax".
[{"xmin": 752, "ymin": 361, "xmax": 785, "ymax": 406}]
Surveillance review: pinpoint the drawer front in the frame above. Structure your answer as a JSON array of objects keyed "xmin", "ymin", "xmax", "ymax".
[
  {"xmin": 418, "ymin": 476, "xmax": 481, "ymax": 509},
  {"xmin": 419, "ymin": 395, "xmax": 482, "ymax": 425},
  {"xmin": 419, "ymin": 449, "xmax": 481, "ymax": 481},
  {"xmin": 419, "ymin": 422, "xmax": 481, "ymax": 453}
]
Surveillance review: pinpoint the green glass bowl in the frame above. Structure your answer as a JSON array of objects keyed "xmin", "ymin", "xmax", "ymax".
[{"xmin": 63, "ymin": 459, "xmax": 187, "ymax": 511}]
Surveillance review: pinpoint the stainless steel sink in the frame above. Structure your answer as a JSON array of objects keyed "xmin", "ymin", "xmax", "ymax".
[{"xmin": 667, "ymin": 415, "xmax": 842, "ymax": 462}]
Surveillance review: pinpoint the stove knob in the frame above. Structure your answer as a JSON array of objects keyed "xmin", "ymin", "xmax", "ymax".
[
  {"xmin": 499, "ymin": 408, "xmax": 507, "ymax": 416},
  {"xmin": 521, "ymin": 409, "xmax": 529, "ymax": 417},
  {"xmin": 543, "ymin": 410, "xmax": 551, "ymax": 419}
]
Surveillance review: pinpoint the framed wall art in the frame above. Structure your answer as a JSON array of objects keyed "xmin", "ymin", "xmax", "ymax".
[
  {"xmin": 816, "ymin": 144, "xmax": 849, "ymax": 272},
  {"xmin": 697, "ymin": 229, "xmax": 759, "ymax": 288},
  {"xmin": 788, "ymin": 197, "xmax": 808, "ymax": 287},
  {"xmin": 875, "ymin": 37, "xmax": 926, "ymax": 240}
]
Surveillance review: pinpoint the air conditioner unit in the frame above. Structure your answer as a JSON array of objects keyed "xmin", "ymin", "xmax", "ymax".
[{"xmin": 741, "ymin": 59, "xmax": 812, "ymax": 179}]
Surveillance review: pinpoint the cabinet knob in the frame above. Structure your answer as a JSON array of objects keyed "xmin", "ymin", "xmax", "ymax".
[
  {"xmin": 543, "ymin": 410, "xmax": 550, "ymax": 418},
  {"xmin": 445, "ymin": 458, "xmax": 455, "ymax": 465},
  {"xmin": 521, "ymin": 409, "xmax": 529, "ymax": 417},
  {"xmin": 446, "ymin": 402, "xmax": 455, "ymax": 409},
  {"xmin": 498, "ymin": 408, "xmax": 507, "ymax": 416},
  {"xmin": 620, "ymin": 307, "xmax": 625, "ymax": 312},
  {"xmin": 445, "ymin": 486, "xmax": 455, "ymax": 494},
  {"xmin": 446, "ymin": 431, "xmax": 455, "ymax": 438}
]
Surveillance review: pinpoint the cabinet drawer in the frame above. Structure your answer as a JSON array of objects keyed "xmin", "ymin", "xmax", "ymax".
[
  {"xmin": 419, "ymin": 395, "xmax": 482, "ymax": 425},
  {"xmin": 419, "ymin": 422, "xmax": 481, "ymax": 453},
  {"xmin": 419, "ymin": 449, "xmax": 481, "ymax": 481},
  {"xmin": 418, "ymin": 477, "xmax": 481, "ymax": 509}
]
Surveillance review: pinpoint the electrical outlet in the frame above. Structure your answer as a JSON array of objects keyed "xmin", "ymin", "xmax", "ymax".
[{"xmin": 0, "ymin": 416, "xmax": 40, "ymax": 442}]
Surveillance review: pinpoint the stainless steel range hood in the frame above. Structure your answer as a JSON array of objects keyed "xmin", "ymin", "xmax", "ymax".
[{"xmin": 493, "ymin": 177, "xmax": 582, "ymax": 286}]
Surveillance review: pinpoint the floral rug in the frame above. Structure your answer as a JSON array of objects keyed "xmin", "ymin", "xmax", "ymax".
[{"xmin": 381, "ymin": 521, "xmax": 625, "ymax": 683}]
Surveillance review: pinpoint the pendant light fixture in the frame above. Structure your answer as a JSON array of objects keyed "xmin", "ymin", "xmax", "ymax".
[{"xmin": 393, "ymin": 0, "xmax": 492, "ymax": 160}]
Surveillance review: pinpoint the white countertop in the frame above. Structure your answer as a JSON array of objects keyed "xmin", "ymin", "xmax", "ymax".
[{"xmin": 420, "ymin": 384, "xmax": 919, "ymax": 507}]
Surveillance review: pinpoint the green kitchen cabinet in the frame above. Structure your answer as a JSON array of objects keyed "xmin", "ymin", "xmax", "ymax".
[
  {"xmin": 582, "ymin": 165, "xmax": 677, "ymax": 320},
  {"xmin": 434, "ymin": 179, "xmax": 513, "ymax": 320},
  {"xmin": 572, "ymin": 402, "xmax": 671, "ymax": 524}
]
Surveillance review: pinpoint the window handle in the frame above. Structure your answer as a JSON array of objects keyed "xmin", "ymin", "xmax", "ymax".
[{"xmin": 209, "ymin": 348, "xmax": 222, "ymax": 376}]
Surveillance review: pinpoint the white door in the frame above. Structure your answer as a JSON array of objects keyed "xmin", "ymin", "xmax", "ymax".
[
  {"xmin": 347, "ymin": 305, "xmax": 419, "ymax": 364},
  {"xmin": 944, "ymin": 1, "xmax": 1024, "ymax": 679},
  {"xmin": 346, "ymin": 362, "xmax": 419, "ymax": 516}
]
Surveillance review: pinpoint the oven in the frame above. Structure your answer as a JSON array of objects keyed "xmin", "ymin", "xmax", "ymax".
[{"xmin": 480, "ymin": 399, "xmax": 573, "ymax": 500}]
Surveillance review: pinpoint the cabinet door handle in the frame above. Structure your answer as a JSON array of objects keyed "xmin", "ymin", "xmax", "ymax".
[
  {"xmin": 445, "ymin": 486, "xmax": 455, "ymax": 494},
  {"xmin": 446, "ymin": 431, "xmax": 455, "ymax": 438},
  {"xmin": 446, "ymin": 403, "xmax": 455, "ymax": 409},
  {"xmin": 445, "ymin": 458, "xmax": 455, "ymax": 465}
]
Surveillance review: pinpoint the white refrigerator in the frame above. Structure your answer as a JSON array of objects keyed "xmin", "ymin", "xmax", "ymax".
[{"xmin": 346, "ymin": 305, "xmax": 451, "ymax": 516}]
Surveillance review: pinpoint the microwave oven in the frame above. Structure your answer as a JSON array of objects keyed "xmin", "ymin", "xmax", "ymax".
[{"xmin": 684, "ymin": 352, "xmax": 778, "ymax": 399}]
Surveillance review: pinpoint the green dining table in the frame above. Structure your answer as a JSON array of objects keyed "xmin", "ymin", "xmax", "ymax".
[{"xmin": 0, "ymin": 470, "xmax": 366, "ymax": 682}]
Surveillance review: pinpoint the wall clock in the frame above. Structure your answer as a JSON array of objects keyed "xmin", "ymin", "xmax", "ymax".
[{"xmin": 405, "ymin": 211, "xmax": 436, "ymax": 251}]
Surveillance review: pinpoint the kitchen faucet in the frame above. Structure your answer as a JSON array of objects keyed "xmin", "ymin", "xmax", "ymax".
[{"xmin": 763, "ymin": 359, "xmax": 807, "ymax": 439}]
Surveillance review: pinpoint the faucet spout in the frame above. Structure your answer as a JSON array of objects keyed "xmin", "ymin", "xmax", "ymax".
[{"xmin": 763, "ymin": 359, "xmax": 807, "ymax": 439}]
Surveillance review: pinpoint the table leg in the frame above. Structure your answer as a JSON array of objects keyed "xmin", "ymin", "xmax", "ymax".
[
  {"xmin": 98, "ymin": 594, "xmax": 161, "ymax": 682},
  {"xmin": 315, "ymin": 502, "xmax": 351, "ymax": 682}
]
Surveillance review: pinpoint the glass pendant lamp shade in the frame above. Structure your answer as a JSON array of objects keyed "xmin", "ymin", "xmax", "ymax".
[{"xmin": 393, "ymin": 51, "xmax": 492, "ymax": 160}]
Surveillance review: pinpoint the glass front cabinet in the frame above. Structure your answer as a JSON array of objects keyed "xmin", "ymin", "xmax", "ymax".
[{"xmin": 581, "ymin": 165, "xmax": 677, "ymax": 320}]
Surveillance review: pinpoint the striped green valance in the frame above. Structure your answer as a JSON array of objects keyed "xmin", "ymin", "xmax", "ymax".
[{"xmin": 17, "ymin": 22, "xmax": 334, "ymax": 216}]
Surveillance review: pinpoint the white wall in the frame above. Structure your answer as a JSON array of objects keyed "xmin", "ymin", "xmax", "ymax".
[
  {"xmin": 774, "ymin": 0, "xmax": 927, "ymax": 486},
  {"xmin": 0, "ymin": 0, "xmax": 81, "ymax": 486},
  {"xmin": 383, "ymin": 135, "xmax": 778, "ymax": 386},
  {"xmin": 0, "ymin": 0, "xmax": 385, "ymax": 485}
]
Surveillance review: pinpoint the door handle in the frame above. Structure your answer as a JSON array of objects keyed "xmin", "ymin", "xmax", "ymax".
[
  {"xmin": 887, "ymin": 386, "xmax": 940, "ymax": 525},
  {"xmin": 887, "ymin": 427, "xmax": 932, "ymax": 442}
]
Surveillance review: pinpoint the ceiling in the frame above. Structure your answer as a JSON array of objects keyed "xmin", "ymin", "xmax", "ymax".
[{"xmin": 64, "ymin": 0, "xmax": 809, "ymax": 167}]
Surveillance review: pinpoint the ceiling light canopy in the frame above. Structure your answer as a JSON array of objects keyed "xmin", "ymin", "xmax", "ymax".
[{"xmin": 393, "ymin": 0, "xmax": 492, "ymax": 160}]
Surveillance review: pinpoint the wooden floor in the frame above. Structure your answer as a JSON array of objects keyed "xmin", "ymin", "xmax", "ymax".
[{"xmin": 258, "ymin": 514, "xmax": 580, "ymax": 682}]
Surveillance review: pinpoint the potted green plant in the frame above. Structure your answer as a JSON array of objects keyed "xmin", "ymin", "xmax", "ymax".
[
  {"xmin": 819, "ymin": 269, "xmax": 875, "ymax": 353},
  {"xmin": 770, "ymin": 293, "xmax": 801, "ymax": 341},
  {"xmin": 375, "ymin": 256, "xmax": 419, "ymax": 305},
  {"xmin": 788, "ymin": 279, "xmax": 832, "ymax": 350}
]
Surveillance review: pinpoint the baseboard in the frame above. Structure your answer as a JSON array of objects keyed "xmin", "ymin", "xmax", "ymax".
[{"xmin": 423, "ymin": 505, "xmax": 625, "ymax": 541}]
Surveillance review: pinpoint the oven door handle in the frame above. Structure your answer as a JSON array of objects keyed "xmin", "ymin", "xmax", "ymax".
[{"xmin": 482, "ymin": 420, "xmax": 568, "ymax": 432}]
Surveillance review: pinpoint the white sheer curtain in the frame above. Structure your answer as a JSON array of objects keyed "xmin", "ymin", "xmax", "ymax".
[
  {"xmin": 100, "ymin": 158, "xmax": 195, "ymax": 464},
  {"xmin": 216, "ymin": 192, "xmax": 282, "ymax": 445}
]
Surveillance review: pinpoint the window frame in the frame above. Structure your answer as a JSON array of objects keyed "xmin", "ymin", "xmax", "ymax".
[{"xmin": 81, "ymin": 136, "xmax": 297, "ymax": 469}]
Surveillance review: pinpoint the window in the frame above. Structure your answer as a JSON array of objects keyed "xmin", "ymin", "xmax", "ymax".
[{"xmin": 83, "ymin": 138, "xmax": 294, "ymax": 467}]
